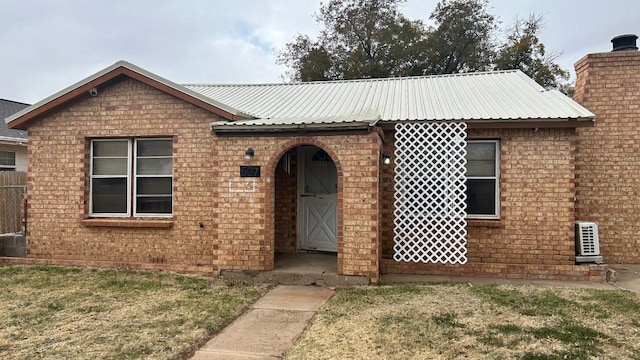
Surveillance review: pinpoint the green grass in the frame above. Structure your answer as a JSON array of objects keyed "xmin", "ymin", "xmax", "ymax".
[
  {"xmin": 582, "ymin": 289, "xmax": 640, "ymax": 313},
  {"xmin": 470, "ymin": 284, "xmax": 576, "ymax": 316},
  {"xmin": 431, "ymin": 311, "xmax": 465, "ymax": 328},
  {"xmin": 0, "ymin": 265, "xmax": 268, "ymax": 360},
  {"xmin": 481, "ymin": 321, "xmax": 607, "ymax": 359}
]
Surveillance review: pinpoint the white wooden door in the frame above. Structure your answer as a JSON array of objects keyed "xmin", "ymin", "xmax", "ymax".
[{"xmin": 299, "ymin": 146, "xmax": 338, "ymax": 252}]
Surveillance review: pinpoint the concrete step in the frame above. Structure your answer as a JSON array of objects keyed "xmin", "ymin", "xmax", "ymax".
[{"xmin": 219, "ymin": 269, "xmax": 369, "ymax": 287}]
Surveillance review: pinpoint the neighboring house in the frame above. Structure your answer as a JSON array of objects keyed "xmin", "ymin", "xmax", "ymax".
[
  {"xmin": 0, "ymin": 99, "xmax": 29, "ymax": 172},
  {"xmin": 4, "ymin": 36, "xmax": 635, "ymax": 282}
]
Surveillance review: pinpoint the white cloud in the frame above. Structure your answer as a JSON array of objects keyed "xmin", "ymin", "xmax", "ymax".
[{"xmin": 190, "ymin": 36, "xmax": 285, "ymax": 83}]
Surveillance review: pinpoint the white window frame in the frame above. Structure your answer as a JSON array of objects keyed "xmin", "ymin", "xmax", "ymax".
[
  {"xmin": 89, "ymin": 138, "xmax": 172, "ymax": 218},
  {"xmin": 466, "ymin": 139, "xmax": 500, "ymax": 220},
  {"xmin": 0, "ymin": 150, "xmax": 16, "ymax": 171},
  {"xmin": 89, "ymin": 139, "xmax": 131, "ymax": 217},
  {"xmin": 133, "ymin": 138, "xmax": 173, "ymax": 217}
]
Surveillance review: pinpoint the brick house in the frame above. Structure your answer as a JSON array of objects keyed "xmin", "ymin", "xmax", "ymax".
[{"xmin": 5, "ymin": 36, "xmax": 635, "ymax": 282}]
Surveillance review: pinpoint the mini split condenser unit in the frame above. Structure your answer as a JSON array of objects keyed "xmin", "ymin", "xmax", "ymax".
[{"xmin": 575, "ymin": 221, "xmax": 603, "ymax": 263}]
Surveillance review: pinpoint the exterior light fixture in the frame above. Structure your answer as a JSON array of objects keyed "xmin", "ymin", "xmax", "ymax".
[
  {"xmin": 244, "ymin": 148, "xmax": 255, "ymax": 161},
  {"xmin": 382, "ymin": 154, "xmax": 391, "ymax": 165}
]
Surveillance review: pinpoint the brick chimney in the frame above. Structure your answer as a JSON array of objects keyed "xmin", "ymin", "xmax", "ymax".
[
  {"xmin": 574, "ymin": 34, "xmax": 640, "ymax": 263},
  {"xmin": 574, "ymin": 34, "xmax": 640, "ymax": 103}
]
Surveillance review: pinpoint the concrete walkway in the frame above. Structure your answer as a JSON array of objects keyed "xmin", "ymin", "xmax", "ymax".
[
  {"xmin": 191, "ymin": 285, "xmax": 334, "ymax": 360},
  {"xmin": 609, "ymin": 264, "xmax": 640, "ymax": 294}
]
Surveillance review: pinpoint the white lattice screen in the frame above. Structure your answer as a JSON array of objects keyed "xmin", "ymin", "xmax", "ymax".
[{"xmin": 393, "ymin": 122, "xmax": 468, "ymax": 264}]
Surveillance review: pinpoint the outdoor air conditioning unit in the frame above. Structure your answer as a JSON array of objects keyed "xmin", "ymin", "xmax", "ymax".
[{"xmin": 575, "ymin": 221, "xmax": 603, "ymax": 263}]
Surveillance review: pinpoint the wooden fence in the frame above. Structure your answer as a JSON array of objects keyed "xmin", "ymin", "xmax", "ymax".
[{"xmin": 0, "ymin": 171, "xmax": 26, "ymax": 234}]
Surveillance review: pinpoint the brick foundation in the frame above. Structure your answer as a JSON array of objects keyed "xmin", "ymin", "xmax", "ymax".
[{"xmin": 381, "ymin": 259, "xmax": 608, "ymax": 282}]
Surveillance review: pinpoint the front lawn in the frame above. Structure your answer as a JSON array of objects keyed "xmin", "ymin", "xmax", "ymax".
[
  {"xmin": 286, "ymin": 283, "xmax": 640, "ymax": 359},
  {"xmin": 4, "ymin": 266, "xmax": 639, "ymax": 359},
  {"xmin": 0, "ymin": 265, "xmax": 268, "ymax": 359}
]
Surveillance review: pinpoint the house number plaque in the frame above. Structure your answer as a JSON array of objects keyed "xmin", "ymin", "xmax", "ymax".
[{"xmin": 240, "ymin": 166, "xmax": 261, "ymax": 177}]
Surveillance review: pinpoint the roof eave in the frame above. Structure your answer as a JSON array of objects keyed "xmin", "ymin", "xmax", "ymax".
[
  {"xmin": 210, "ymin": 120, "xmax": 376, "ymax": 134},
  {"xmin": 466, "ymin": 117, "xmax": 596, "ymax": 128},
  {"xmin": 6, "ymin": 61, "xmax": 252, "ymax": 130},
  {"xmin": 378, "ymin": 117, "xmax": 595, "ymax": 128},
  {"xmin": 0, "ymin": 136, "xmax": 28, "ymax": 145}
]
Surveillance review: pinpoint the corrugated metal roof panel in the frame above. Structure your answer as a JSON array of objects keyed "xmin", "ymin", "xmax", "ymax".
[{"xmin": 186, "ymin": 70, "xmax": 594, "ymax": 123}]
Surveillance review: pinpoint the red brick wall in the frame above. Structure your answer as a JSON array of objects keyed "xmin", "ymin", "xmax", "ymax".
[
  {"xmin": 26, "ymin": 78, "xmax": 220, "ymax": 274},
  {"xmin": 380, "ymin": 131, "xmax": 395, "ymax": 258},
  {"xmin": 214, "ymin": 135, "xmax": 381, "ymax": 277},
  {"xmin": 380, "ymin": 127, "xmax": 582, "ymax": 277},
  {"xmin": 574, "ymin": 51, "xmax": 640, "ymax": 263},
  {"xmin": 274, "ymin": 148, "xmax": 297, "ymax": 253},
  {"xmin": 25, "ymin": 77, "xmax": 382, "ymax": 278}
]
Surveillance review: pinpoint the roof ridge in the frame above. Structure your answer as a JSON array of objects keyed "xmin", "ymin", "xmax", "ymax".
[{"xmin": 182, "ymin": 70, "xmax": 521, "ymax": 88}]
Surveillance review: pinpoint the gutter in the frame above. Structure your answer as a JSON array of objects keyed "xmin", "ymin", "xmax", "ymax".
[
  {"xmin": 0, "ymin": 136, "xmax": 28, "ymax": 146},
  {"xmin": 376, "ymin": 117, "xmax": 595, "ymax": 129},
  {"xmin": 210, "ymin": 116, "xmax": 380, "ymax": 134},
  {"xmin": 212, "ymin": 122, "xmax": 376, "ymax": 134}
]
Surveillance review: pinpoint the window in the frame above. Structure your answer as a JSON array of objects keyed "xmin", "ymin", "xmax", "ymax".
[
  {"xmin": 0, "ymin": 151, "xmax": 16, "ymax": 171},
  {"xmin": 465, "ymin": 140, "xmax": 499, "ymax": 219},
  {"xmin": 90, "ymin": 138, "xmax": 173, "ymax": 217}
]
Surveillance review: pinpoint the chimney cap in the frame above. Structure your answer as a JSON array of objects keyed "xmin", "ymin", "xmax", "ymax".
[{"xmin": 611, "ymin": 34, "xmax": 638, "ymax": 52}]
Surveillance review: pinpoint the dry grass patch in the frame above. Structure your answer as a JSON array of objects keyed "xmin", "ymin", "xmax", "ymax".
[
  {"xmin": 0, "ymin": 265, "xmax": 268, "ymax": 359},
  {"xmin": 286, "ymin": 283, "xmax": 640, "ymax": 360}
]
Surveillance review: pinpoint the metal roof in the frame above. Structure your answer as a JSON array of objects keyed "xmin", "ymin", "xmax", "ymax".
[
  {"xmin": 5, "ymin": 61, "xmax": 595, "ymax": 134},
  {"xmin": 185, "ymin": 70, "xmax": 595, "ymax": 124}
]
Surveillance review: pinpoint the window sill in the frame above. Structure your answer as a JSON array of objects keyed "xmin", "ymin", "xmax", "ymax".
[
  {"xmin": 81, "ymin": 218, "xmax": 174, "ymax": 228},
  {"xmin": 467, "ymin": 219, "xmax": 502, "ymax": 228}
]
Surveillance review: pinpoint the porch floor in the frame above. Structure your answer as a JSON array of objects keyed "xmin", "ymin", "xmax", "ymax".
[
  {"xmin": 273, "ymin": 252, "xmax": 337, "ymax": 275},
  {"xmin": 219, "ymin": 252, "xmax": 369, "ymax": 286}
]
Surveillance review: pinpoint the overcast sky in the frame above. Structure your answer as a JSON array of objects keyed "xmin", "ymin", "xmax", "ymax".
[{"xmin": 1, "ymin": 0, "xmax": 638, "ymax": 104}]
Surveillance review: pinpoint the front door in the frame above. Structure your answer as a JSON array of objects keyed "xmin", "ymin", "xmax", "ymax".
[{"xmin": 299, "ymin": 146, "xmax": 338, "ymax": 252}]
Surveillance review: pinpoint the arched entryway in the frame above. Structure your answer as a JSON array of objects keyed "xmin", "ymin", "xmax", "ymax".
[{"xmin": 269, "ymin": 142, "xmax": 341, "ymax": 274}]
